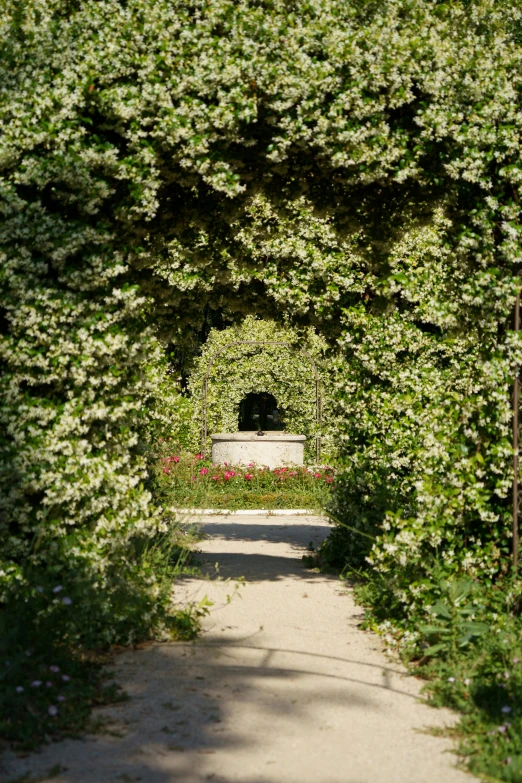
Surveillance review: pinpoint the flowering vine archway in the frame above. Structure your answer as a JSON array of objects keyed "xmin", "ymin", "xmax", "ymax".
[
  {"xmin": 200, "ymin": 339, "xmax": 323, "ymax": 461},
  {"xmin": 1, "ymin": 0, "xmax": 522, "ymax": 642}
]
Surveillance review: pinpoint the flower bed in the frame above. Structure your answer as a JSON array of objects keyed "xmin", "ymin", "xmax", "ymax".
[{"xmin": 152, "ymin": 442, "xmax": 335, "ymax": 510}]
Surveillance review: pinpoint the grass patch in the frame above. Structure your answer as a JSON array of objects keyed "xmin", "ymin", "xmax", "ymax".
[
  {"xmin": 0, "ymin": 524, "xmax": 205, "ymax": 751},
  {"xmin": 0, "ymin": 646, "xmax": 124, "ymax": 751}
]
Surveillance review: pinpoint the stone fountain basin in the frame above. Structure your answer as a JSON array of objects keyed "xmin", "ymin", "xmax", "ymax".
[{"xmin": 210, "ymin": 432, "xmax": 306, "ymax": 469}]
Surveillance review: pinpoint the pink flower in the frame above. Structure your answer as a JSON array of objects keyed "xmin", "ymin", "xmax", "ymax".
[
  {"xmin": 163, "ymin": 467, "xmax": 170, "ymax": 475},
  {"xmin": 191, "ymin": 476, "xmax": 196, "ymax": 482},
  {"xmin": 224, "ymin": 470, "xmax": 235, "ymax": 481},
  {"xmin": 313, "ymin": 472, "xmax": 321, "ymax": 479},
  {"xmin": 195, "ymin": 453, "xmax": 204, "ymax": 460},
  {"xmin": 200, "ymin": 467, "xmax": 209, "ymax": 475},
  {"xmin": 170, "ymin": 456, "xmax": 180, "ymax": 464},
  {"xmin": 289, "ymin": 471, "xmax": 296, "ymax": 477},
  {"xmin": 211, "ymin": 475, "xmax": 220, "ymax": 481},
  {"xmin": 248, "ymin": 462, "xmax": 254, "ymax": 468},
  {"xmin": 325, "ymin": 476, "xmax": 334, "ymax": 483},
  {"xmin": 244, "ymin": 473, "xmax": 253, "ymax": 481}
]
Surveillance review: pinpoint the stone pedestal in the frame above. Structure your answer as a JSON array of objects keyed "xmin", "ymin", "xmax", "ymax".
[{"xmin": 210, "ymin": 432, "xmax": 306, "ymax": 469}]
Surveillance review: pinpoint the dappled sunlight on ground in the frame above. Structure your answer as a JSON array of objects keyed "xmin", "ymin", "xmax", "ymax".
[{"xmin": 1, "ymin": 515, "xmax": 475, "ymax": 783}]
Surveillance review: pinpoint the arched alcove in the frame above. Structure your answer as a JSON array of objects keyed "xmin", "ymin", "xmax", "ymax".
[{"xmin": 238, "ymin": 391, "xmax": 281, "ymax": 431}]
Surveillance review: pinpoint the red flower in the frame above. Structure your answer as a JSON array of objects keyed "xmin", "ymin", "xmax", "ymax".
[
  {"xmin": 195, "ymin": 453, "xmax": 204, "ymax": 460},
  {"xmin": 200, "ymin": 467, "xmax": 209, "ymax": 475},
  {"xmin": 163, "ymin": 467, "xmax": 170, "ymax": 475},
  {"xmin": 244, "ymin": 473, "xmax": 253, "ymax": 481},
  {"xmin": 211, "ymin": 475, "xmax": 220, "ymax": 481},
  {"xmin": 170, "ymin": 455, "xmax": 180, "ymax": 463},
  {"xmin": 313, "ymin": 472, "xmax": 321, "ymax": 479},
  {"xmin": 224, "ymin": 470, "xmax": 235, "ymax": 481}
]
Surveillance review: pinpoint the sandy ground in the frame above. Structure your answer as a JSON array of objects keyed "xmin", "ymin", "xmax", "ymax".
[{"xmin": 1, "ymin": 514, "xmax": 475, "ymax": 783}]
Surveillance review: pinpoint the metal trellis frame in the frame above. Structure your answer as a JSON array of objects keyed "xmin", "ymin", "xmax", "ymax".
[
  {"xmin": 201, "ymin": 340, "xmax": 322, "ymax": 462},
  {"xmin": 513, "ymin": 288, "xmax": 520, "ymax": 572}
]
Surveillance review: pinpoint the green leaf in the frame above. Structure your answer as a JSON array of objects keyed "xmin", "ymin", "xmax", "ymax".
[
  {"xmin": 424, "ymin": 642, "xmax": 448, "ymax": 656},
  {"xmin": 419, "ymin": 624, "xmax": 451, "ymax": 636},
  {"xmin": 431, "ymin": 600, "xmax": 452, "ymax": 620}
]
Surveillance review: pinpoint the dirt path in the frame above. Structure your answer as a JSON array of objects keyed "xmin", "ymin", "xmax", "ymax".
[{"xmin": 2, "ymin": 514, "xmax": 474, "ymax": 783}]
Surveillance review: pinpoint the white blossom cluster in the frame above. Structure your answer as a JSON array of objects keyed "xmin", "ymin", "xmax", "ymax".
[{"xmin": 1, "ymin": 0, "xmax": 522, "ymax": 627}]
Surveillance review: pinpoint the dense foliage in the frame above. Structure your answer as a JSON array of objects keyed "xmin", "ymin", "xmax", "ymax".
[
  {"xmin": 2, "ymin": 0, "xmax": 522, "ymax": 770},
  {"xmin": 3, "ymin": 0, "xmax": 521, "ymax": 590}
]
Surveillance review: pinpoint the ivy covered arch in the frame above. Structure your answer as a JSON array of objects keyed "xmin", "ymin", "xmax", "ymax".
[
  {"xmin": 1, "ymin": 0, "xmax": 522, "ymax": 627},
  {"xmin": 187, "ymin": 316, "xmax": 333, "ymax": 462}
]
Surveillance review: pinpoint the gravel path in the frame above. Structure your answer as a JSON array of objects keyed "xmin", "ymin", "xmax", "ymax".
[{"xmin": 2, "ymin": 514, "xmax": 475, "ymax": 783}]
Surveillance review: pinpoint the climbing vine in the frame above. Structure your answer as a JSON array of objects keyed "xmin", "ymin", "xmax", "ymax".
[
  {"xmin": 186, "ymin": 316, "xmax": 337, "ymax": 461},
  {"xmin": 1, "ymin": 0, "xmax": 522, "ymax": 644}
]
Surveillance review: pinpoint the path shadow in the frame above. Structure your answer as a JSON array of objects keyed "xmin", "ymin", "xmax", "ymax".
[
  {"xmin": 3, "ymin": 638, "xmax": 411, "ymax": 783},
  {"xmin": 197, "ymin": 521, "xmax": 331, "ymax": 547},
  {"xmin": 188, "ymin": 520, "xmax": 332, "ymax": 582},
  {"xmin": 1, "ymin": 518, "xmax": 424, "ymax": 783},
  {"xmin": 187, "ymin": 550, "xmax": 332, "ymax": 582}
]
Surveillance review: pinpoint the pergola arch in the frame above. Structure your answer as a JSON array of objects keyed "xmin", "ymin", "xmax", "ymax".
[{"xmin": 201, "ymin": 341, "xmax": 322, "ymax": 461}]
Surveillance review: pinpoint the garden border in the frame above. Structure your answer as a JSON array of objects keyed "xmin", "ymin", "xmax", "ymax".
[{"xmin": 171, "ymin": 508, "xmax": 326, "ymax": 516}]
